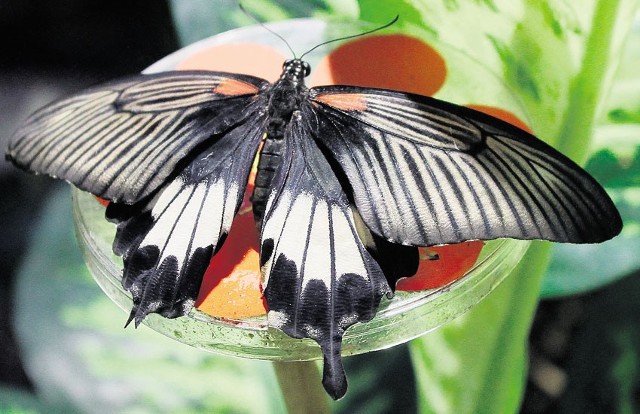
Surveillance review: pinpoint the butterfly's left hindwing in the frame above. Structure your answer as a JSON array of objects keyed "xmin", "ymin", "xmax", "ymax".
[
  {"xmin": 107, "ymin": 109, "xmax": 266, "ymax": 326},
  {"xmin": 260, "ymin": 113, "xmax": 391, "ymax": 400}
]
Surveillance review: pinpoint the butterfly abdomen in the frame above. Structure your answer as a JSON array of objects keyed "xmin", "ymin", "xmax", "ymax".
[
  {"xmin": 251, "ymin": 64, "xmax": 309, "ymax": 226},
  {"xmin": 252, "ymin": 133, "xmax": 284, "ymax": 224}
]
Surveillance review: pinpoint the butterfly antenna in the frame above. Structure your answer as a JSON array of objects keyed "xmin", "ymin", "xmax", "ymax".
[
  {"xmin": 299, "ymin": 15, "xmax": 399, "ymax": 60},
  {"xmin": 238, "ymin": 2, "xmax": 297, "ymax": 58}
]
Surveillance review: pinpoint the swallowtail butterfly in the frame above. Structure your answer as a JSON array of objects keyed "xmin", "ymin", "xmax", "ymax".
[{"xmin": 5, "ymin": 20, "xmax": 622, "ymax": 399}]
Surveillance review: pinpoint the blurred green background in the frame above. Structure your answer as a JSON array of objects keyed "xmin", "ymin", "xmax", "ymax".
[{"xmin": 1, "ymin": 0, "xmax": 639, "ymax": 413}]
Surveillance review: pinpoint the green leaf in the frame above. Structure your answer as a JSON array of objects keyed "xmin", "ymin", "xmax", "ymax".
[
  {"xmin": 541, "ymin": 10, "xmax": 640, "ymax": 298},
  {"xmin": 585, "ymin": 148, "xmax": 640, "ymax": 188},
  {"xmin": 542, "ymin": 234, "xmax": 640, "ymax": 299},
  {"xmin": 358, "ymin": 0, "xmax": 425, "ymax": 28},
  {"xmin": 0, "ymin": 387, "xmax": 49, "ymax": 414},
  {"xmin": 609, "ymin": 108, "xmax": 640, "ymax": 123}
]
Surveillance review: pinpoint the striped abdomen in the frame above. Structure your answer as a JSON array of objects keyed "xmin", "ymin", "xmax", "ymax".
[
  {"xmin": 251, "ymin": 129, "xmax": 285, "ymax": 226},
  {"xmin": 251, "ymin": 73, "xmax": 305, "ymax": 227}
]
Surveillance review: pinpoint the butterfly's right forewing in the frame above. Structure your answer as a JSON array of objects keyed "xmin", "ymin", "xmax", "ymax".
[{"xmin": 307, "ymin": 86, "xmax": 622, "ymax": 247}]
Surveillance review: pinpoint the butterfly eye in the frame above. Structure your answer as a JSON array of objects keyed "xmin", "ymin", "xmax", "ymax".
[{"xmin": 303, "ymin": 61, "xmax": 311, "ymax": 77}]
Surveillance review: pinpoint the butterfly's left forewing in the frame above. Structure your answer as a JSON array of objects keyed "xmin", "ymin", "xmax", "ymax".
[
  {"xmin": 7, "ymin": 71, "xmax": 269, "ymax": 204},
  {"xmin": 259, "ymin": 113, "xmax": 391, "ymax": 400}
]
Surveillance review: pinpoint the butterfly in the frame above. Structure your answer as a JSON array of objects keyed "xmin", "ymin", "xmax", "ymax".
[{"xmin": 5, "ymin": 30, "xmax": 622, "ymax": 399}]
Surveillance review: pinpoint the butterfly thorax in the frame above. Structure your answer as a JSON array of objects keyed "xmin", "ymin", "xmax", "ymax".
[{"xmin": 251, "ymin": 59, "xmax": 311, "ymax": 226}]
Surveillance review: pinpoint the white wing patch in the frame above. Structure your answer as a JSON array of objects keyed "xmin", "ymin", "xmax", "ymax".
[
  {"xmin": 262, "ymin": 192, "xmax": 371, "ymax": 295},
  {"xmin": 140, "ymin": 178, "xmax": 238, "ymax": 273},
  {"xmin": 303, "ymin": 200, "xmax": 332, "ymax": 289},
  {"xmin": 120, "ymin": 174, "xmax": 242, "ymax": 326},
  {"xmin": 330, "ymin": 205, "xmax": 369, "ymax": 284}
]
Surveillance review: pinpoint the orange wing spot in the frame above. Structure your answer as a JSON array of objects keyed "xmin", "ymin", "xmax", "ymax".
[
  {"xmin": 214, "ymin": 78, "xmax": 260, "ymax": 96},
  {"xmin": 315, "ymin": 93, "xmax": 368, "ymax": 112}
]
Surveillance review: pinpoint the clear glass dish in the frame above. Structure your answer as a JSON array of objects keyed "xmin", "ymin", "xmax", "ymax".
[{"xmin": 72, "ymin": 18, "xmax": 531, "ymax": 361}]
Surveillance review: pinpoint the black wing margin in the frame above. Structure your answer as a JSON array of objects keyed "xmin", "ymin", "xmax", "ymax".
[
  {"xmin": 306, "ymin": 86, "xmax": 622, "ymax": 247},
  {"xmin": 259, "ymin": 113, "xmax": 392, "ymax": 400},
  {"xmin": 6, "ymin": 71, "xmax": 269, "ymax": 204}
]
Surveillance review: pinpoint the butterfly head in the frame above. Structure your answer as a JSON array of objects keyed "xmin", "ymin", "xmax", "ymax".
[{"xmin": 281, "ymin": 59, "xmax": 311, "ymax": 82}]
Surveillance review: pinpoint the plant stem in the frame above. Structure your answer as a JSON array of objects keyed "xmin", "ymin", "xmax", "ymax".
[
  {"xmin": 273, "ymin": 361, "xmax": 330, "ymax": 414},
  {"xmin": 557, "ymin": 0, "xmax": 623, "ymax": 161}
]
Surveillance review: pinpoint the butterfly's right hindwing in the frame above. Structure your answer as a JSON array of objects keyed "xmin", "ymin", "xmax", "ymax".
[
  {"xmin": 259, "ymin": 113, "xmax": 391, "ymax": 400},
  {"xmin": 7, "ymin": 71, "xmax": 269, "ymax": 204}
]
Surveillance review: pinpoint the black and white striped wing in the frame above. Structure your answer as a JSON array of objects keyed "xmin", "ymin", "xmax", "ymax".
[
  {"xmin": 7, "ymin": 71, "xmax": 269, "ymax": 204},
  {"xmin": 108, "ymin": 115, "xmax": 265, "ymax": 326},
  {"xmin": 306, "ymin": 86, "xmax": 622, "ymax": 246},
  {"xmin": 260, "ymin": 113, "xmax": 391, "ymax": 400}
]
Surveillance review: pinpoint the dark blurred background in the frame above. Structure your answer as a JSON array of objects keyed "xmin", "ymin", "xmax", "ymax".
[{"xmin": 0, "ymin": 0, "xmax": 178, "ymax": 392}]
